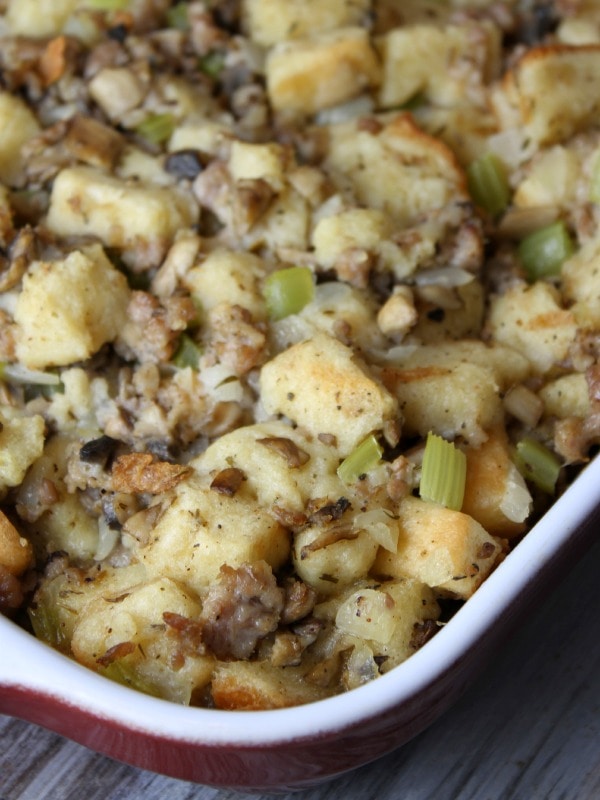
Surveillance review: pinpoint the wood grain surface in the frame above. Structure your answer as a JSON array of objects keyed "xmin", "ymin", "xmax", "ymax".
[{"xmin": 1, "ymin": 538, "xmax": 599, "ymax": 800}]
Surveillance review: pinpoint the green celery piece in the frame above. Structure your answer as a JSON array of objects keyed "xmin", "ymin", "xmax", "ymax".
[
  {"xmin": 518, "ymin": 221, "xmax": 575, "ymax": 280},
  {"xmin": 419, "ymin": 431, "xmax": 466, "ymax": 511},
  {"xmin": 86, "ymin": 0, "xmax": 130, "ymax": 9},
  {"xmin": 337, "ymin": 434, "xmax": 383, "ymax": 484},
  {"xmin": 173, "ymin": 333, "xmax": 201, "ymax": 370},
  {"xmin": 514, "ymin": 436, "xmax": 561, "ymax": 495},
  {"xmin": 467, "ymin": 152, "xmax": 510, "ymax": 218},
  {"xmin": 135, "ymin": 113, "xmax": 175, "ymax": 145},
  {"xmin": 263, "ymin": 266, "xmax": 314, "ymax": 321},
  {"xmin": 166, "ymin": 2, "xmax": 189, "ymax": 30}
]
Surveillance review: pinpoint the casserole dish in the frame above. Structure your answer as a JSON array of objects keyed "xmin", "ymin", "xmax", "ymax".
[{"xmin": 1, "ymin": 452, "xmax": 597, "ymax": 793}]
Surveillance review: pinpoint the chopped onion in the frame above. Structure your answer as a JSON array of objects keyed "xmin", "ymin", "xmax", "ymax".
[
  {"xmin": 499, "ymin": 462, "xmax": 532, "ymax": 523},
  {"xmin": 413, "ymin": 267, "xmax": 475, "ymax": 288},
  {"xmin": 94, "ymin": 517, "xmax": 119, "ymax": 562},
  {"xmin": 353, "ymin": 508, "xmax": 399, "ymax": 552},
  {"xmin": 0, "ymin": 363, "xmax": 61, "ymax": 386}
]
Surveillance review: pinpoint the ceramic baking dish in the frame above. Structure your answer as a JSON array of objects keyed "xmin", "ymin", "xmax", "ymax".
[{"xmin": 1, "ymin": 454, "xmax": 598, "ymax": 793}]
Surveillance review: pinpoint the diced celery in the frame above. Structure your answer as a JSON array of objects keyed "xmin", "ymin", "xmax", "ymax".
[
  {"xmin": 467, "ymin": 152, "xmax": 510, "ymax": 218},
  {"xmin": 263, "ymin": 266, "xmax": 315, "ymax": 321},
  {"xmin": 514, "ymin": 436, "xmax": 561, "ymax": 494},
  {"xmin": 518, "ymin": 221, "xmax": 575, "ymax": 280},
  {"xmin": 135, "ymin": 113, "xmax": 175, "ymax": 145},
  {"xmin": 173, "ymin": 333, "xmax": 201, "ymax": 370},
  {"xmin": 166, "ymin": 2, "xmax": 189, "ymax": 30},
  {"xmin": 337, "ymin": 434, "xmax": 383, "ymax": 484},
  {"xmin": 86, "ymin": 0, "xmax": 130, "ymax": 9},
  {"xmin": 199, "ymin": 51, "xmax": 226, "ymax": 79},
  {"xmin": 419, "ymin": 431, "xmax": 466, "ymax": 511}
]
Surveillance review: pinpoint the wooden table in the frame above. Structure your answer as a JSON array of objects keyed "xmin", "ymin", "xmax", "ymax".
[{"xmin": 2, "ymin": 538, "xmax": 599, "ymax": 800}]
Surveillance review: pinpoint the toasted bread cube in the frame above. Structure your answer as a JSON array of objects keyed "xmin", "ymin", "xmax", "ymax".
[
  {"xmin": 495, "ymin": 44, "xmax": 600, "ymax": 146},
  {"xmin": 334, "ymin": 578, "xmax": 440, "ymax": 671},
  {"xmin": 193, "ymin": 420, "xmax": 343, "ymax": 513},
  {"xmin": 312, "ymin": 208, "xmax": 393, "ymax": 268},
  {"xmin": 266, "ymin": 27, "xmax": 381, "ymax": 115},
  {"xmin": 184, "ymin": 249, "xmax": 268, "ymax": 319},
  {"xmin": 561, "ymin": 235, "xmax": 600, "ymax": 328},
  {"xmin": 242, "ymin": 0, "xmax": 371, "ymax": 47},
  {"xmin": 0, "ymin": 510, "xmax": 32, "ymax": 575},
  {"xmin": 373, "ymin": 496, "xmax": 503, "ymax": 599},
  {"xmin": 0, "ymin": 410, "xmax": 45, "ymax": 492},
  {"xmin": 383, "ymin": 361, "xmax": 502, "ymax": 446},
  {"xmin": 14, "ymin": 244, "xmax": 130, "ymax": 369},
  {"xmin": 211, "ymin": 660, "xmax": 331, "ymax": 709},
  {"xmin": 71, "ymin": 577, "xmax": 214, "ymax": 704},
  {"xmin": 5, "ymin": 0, "xmax": 76, "ymax": 37},
  {"xmin": 259, "ymin": 332, "xmax": 398, "ymax": 456},
  {"xmin": 540, "ymin": 373, "xmax": 591, "ymax": 420},
  {"xmin": 513, "ymin": 145, "xmax": 580, "ymax": 209},
  {"xmin": 376, "ymin": 21, "xmax": 501, "ymax": 109},
  {"xmin": 0, "ymin": 92, "xmax": 40, "ymax": 186},
  {"xmin": 381, "ymin": 340, "xmax": 531, "ymax": 444},
  {"xmin": 46, "ymin": 166, "xmax": 197, "ymax": 259},
  {"xmin": 324, "ymin": 114, "xmax": 468, "ymax": 227},
  {"xmin": 293, "ymin": 525, "xmax": 379, "ymax": 595},
  {"xmin": 125, "ymin": 474, "xmax": 290, "ymax": 593},
  {"xmin": 462, "ymin": 429, "xmax": 532, "ymax": 538},
  {"xmin": 228, "ymin": 140, "xmax": 288, "ymax": 190},
  {"xmin": 487, "ymin": 282, "xmax": 578, "ymax": 375}
]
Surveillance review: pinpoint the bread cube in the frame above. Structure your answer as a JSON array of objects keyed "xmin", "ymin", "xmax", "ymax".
[
  {"xmin": 6, "ymin": 0, "xmax": 76, "ymax": 37},
  {"xmin": 311, "ymin": 208, "xmax": 393, "ymax": 268},
  {"xmin": 259, "ymin": 332, "xmax": 398, "ymax": 456},
  {"xmin": 487, "ymin": 282, "xmax": 578, "ymax": 375},
  {"xmin": 462, "ymin": 429, "xmax": 532, "ymax": 538},
  {"xmin": 125, "ymin": 474, "xmax": 290, "ymax": 593},
  {"xmin": 242, "ymin": 0, "xmax": 371, "ymax": 47},
  {"xmin": 494, "ymin": 44, "xmax": 600, "ymax": 146},
  {"xmin": 0, "ymin": 92, "xmax": 40, "ymax": 186},
  {"xmin": 228, "ymin": 140, "xmax": 287, "ymax": 190},
  {"xmin": 513, "ymin": 145, "xmax": 580, "ymax": 209},
  {"xmin": 212, "ymin": 660, "xmax": 330, "ymax": 709},
  {"xmin": 334, "ymin": 577, "xmax": 439, "ymax": 671},
  {"xmin": 373, "ymin": 496, "xmax": 503, "ymax": 599},
  {"xmin": 324, "ymin": 114, "xmax": 468, "ymax": 227},
  {"xmin": 293, "ymin": 525, "xmax": 379, "ymax": 596},
  {"xmin": 266, "ymin": 27, "xmax": 380, "ymax": 115},
  {"xmin": 382, "ymin": 360, "xmax": 502, "ymax": 446},
  {"xmin": 0, "ymin": 510, "xmax": 32, "ymax": 575},
  {"xmin": 193, "ymin": 420, "xmax": 343, "ymax": 513},
  {"xmin": 0, "ymin": 410, "xmax": 45, "ymax": 492},
  {"xmin": 184, "ymin": 249, "xmax": 267, "ymax": 319},
  {"xmin": 14, "ymin": 244, "xmax": 130, "ymax": 369},
  {"xmin": 380, "ymin": 339, "xmax": 529, "ymax": 446},
  {"xmin": 46, "ymin": 166, "xmax": 198, "ymax": 259},
  {"xmin": 561, "ymin": 235, "xmax": 600, "ymax": 328},
  {"xmin": 540, "ymin": 373, "xmax": 591, "ymax": 420},
  {"xmin": 71, "ymin": 577, "xmax": 214, "ymax": 704},
  {"xmin": 376, "ymin": 21, "xmax": 501, "ymax": 110}
]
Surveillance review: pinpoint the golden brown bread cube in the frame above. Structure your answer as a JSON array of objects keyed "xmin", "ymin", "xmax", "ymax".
[
  {"xmin": 373, "ymin": 496, "xmax": 503, "ymax": 599},
  {"xmin": 0, "ymin": 510, "xmax": 32, "ymax": 576},
  {"xmin": 461, "ymin": 429, "xmax": 532, "ymax": 538},
  {"xmin": 259, "ymin": 331, "xmax": 398, "ymax": 456}
]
